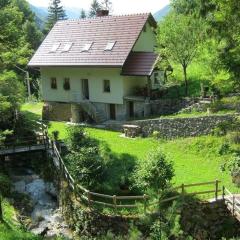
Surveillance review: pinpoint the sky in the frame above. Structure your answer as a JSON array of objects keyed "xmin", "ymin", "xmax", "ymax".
[{"xmin": 26, "ymin": 0, "xmax": 170, "ymax": 14}]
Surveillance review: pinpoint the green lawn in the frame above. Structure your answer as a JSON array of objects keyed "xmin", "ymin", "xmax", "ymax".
[{"xmin": 22, "ymin": 102, "xmax": 239, "ymax": 194}]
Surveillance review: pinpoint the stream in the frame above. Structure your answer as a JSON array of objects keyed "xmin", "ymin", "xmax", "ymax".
[{"xmin": 7, "ymin": 162, "xmax": 73, "ymax": 239}]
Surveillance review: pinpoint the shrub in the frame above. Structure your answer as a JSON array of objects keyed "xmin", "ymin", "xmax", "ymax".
[
  {"xmin": 209, "ymin": 101, "xmax": 224, "ymax": 113},
  {"xmin": 65, "ymin": 126, "xmax": 107, "ymax": 189},
  {"xmin": 227, "ymin": 132, "xmax": 240, "ymax": 144},
  {"xmin": 218, "ymin": 143, "xmax": 231, "ymax": 155},
  {"xmin": 0, "ymin": 172, "xmax": 11, "ymax": 196},
  {"xmin": 152, "ymin": 131, "xmax": 162, "ymax": 139},
  {"xmin": 227, "ymin": 154, "xmax": 240, "ymax": 186},
  {"xmin": 51, "ymin": 130, "xmax": 59, "ymax": 141},
  {"xmin": 134, "ymin": 148, "xmax": 174, "ymax": 193},
  {"xmin": 212, "ymin": 119, "xmax": 240, "ymax": 136}
]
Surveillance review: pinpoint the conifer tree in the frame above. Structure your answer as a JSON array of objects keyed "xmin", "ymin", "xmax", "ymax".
[
  {"xmin": 89, "ymin": 0, "xmax": 101, "ymax": 17},
  {"xmin": 80, "ymin": 9, "xmax": 86, "ymax": 19},
  {"xmin": 45, "ymin": 0, "xmax": 67, "ymax": 31},
  {"xmin": 101, "ymin": 0, "xmax": 112, "ymax": 12}
]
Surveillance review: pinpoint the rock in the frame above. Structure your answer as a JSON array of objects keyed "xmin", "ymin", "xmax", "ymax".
[
  {"xmin": 14, "ymin": 180, "xmax": 26, "ymax": 193},
  {"xmin": 45, "ymin": 182, "xmax": 58, "ymax": 197}
]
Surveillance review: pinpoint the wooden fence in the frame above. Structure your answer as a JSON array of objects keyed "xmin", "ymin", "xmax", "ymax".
[
  {"xmin": 223, "ymin": 187, "xmax": 240, "ymax": 218},
  {"xmin": 50, "ymin": 140, "xmax": 222, "ymax": 213}
]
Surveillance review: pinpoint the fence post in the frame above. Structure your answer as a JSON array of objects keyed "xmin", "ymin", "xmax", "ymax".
[
  {"xmin": 113, "ymin": 195, "xmax": 117, "ymax": 212},
  {"xmin": 222, "ymin": 186, "xmax": 225, "ymax": 200},
  {"xmin": 233, "ymin": 195, "xmax": 235, "ymax": 216},
  {"xmin": 215, "ymin": 180, "xmax": 219, "ymax": 201},
  {"xmin": 181, "ymin": 184, "xmax": 185, "ymax": 195},
  {"xmin": 143, "ymin": 194, "xmax": 147, "ymax": 214},
  {"xmin": 87, "ymin": 191, "xmax": 91, "ymax": 208}
]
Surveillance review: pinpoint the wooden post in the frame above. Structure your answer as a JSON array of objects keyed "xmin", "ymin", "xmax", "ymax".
[
  {"xmin": 143, "ymin": 194, "xmax": 147, "ymax": 214},
  {"xmin": 87, "ymin": 191, "xmax": 91, "ymax": 208},
  {"xmin": 113, "ymin": 195, "xmax": 117, "ymax": 212},
  {"xmin": 233, "ymin": 195, "xmax": 235, "ymax": 216},
  {"xmin": 181, "ymin": 184, "xmax": 185, "ymax": 195},
  {"xmin": 215, "ymin": 180, "xmax": 219, "ymax": 201},
  {"xmin": 222, "ymin": 186, "xmax": 225, "ymax": 200}
]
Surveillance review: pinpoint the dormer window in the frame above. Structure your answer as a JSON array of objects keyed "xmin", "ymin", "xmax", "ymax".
[
  {"xmin": 49, "ymin": 43, "xmax": 61, "ymax": 53},
  {"xmin": 81, "ymin": 42, "xmax": 93, "ymax": 52},
  {"xmin": 105, "ymin": 41, "xmax": 116, "ymax": 51},
  {"xmin": 62, "ymin": 43, "xmax": 73, "ymax": 52}
]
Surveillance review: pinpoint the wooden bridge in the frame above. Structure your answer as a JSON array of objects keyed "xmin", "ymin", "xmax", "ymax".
[{"xmin": 0, "ymin": 134, "xmax": 49, "ymax": 156}]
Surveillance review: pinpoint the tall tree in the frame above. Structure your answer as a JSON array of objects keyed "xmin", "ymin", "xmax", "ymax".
[
  {"xmin": 89, "ymin": 0, "xmax": 101, "ymax": 17},
  {"xmin": 157, "ymin": 12, "xmax": 206, "ymax": 96},
  {"xmin": 101, "ymin": 0, "xmax": 112, "ymax": 12},
  {"xmin": 80, "ymin": 9, "xmax": 86, "ymax": 19},
  {"xmin": 45, "ymin": 0, "xmax": 67, "ymax": 31}
]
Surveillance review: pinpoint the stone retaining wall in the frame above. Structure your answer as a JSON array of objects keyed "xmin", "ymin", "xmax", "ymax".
[{"xmin": 134, "ymin": 114, "xmax": 239, "ymax": 138}]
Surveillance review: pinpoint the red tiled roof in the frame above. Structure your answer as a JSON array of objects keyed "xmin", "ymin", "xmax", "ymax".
[
  {"xmin": 28, "ymin": 13, "xmax": 156, "ymax": 67},
  {"xmin": 121, "ymin": 52, "xmax": 159, "ymax": 76}
]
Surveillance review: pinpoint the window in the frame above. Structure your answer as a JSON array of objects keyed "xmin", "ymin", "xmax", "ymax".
[
  {"xmin": 63, "ymin": 78, "xmax": 70, "ymax": 90},
  {"xmin": 81, "ymin": 42, "xmax": 93, "ymax": 52},
  {"xmin": 105, "ymin": 41, "xmax": 116, "ymax": 51},
  {"xmin": 49, "ymin": 43, "xmax": 61, "ymax": 53},
  {"xmin": 51, "ymin": 77, "xmax": 57, "ymax": 89},
  {"xmin": 103, "ymin": 80, "xmax": 110, "ymax": 92},
  {"xmin": 154, "ymin": 72, "xmax": 159, "ymax": 84},
  {"xmin": 62, "ymin": 43, "xmax": 73, "ymax": 52}
]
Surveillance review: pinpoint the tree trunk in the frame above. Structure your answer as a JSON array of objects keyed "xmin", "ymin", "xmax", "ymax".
[{"xmin": 183, "ymin": 64, "xmax": 188, "ymax": 96}]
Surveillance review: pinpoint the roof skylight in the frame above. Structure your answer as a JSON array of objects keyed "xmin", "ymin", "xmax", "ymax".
[
  {"xmin": 49, "ymin": 43, "xmax": 61, "ymax": 53},
  {"xmin": 81, "ymin": 42, "xmax": 93, "ymax": 52},
  {"xmin": 105, "ymin": 41, "xmax": 116, "ymax": 51},
  {"xmin": 62, "ymin": 43, "xmax": 73, "ymax": 52}
]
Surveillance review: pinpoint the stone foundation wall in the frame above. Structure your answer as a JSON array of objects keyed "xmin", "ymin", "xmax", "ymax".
[
  {"xmin": 150, "ymin": 98, "xmax": 197, "ymax": 115},
  {"xmin": 134, "ymin": 114, "xmax": 239, "ymax": 138},
  {"xmin": 42, "ymin": 102, "xmax": 72, "ymax": 122}
]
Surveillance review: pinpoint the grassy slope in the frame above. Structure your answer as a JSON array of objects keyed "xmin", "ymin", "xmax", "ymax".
[
  {"xmin": 22, "ymin": 103, "xmax": 239, "ymax": 194},
  {"xmin": 0, "ymin": 199, "xmax": 41, "ymax": 240}
]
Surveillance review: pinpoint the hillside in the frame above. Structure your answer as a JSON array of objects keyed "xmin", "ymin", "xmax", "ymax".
[
  {"xmin": 30, "ymin": 4, "xmax": 83, "ymax": 28},
  {"xmin": 154, "ymin": 5, "xmax": 170, "ymax": 21},
  {"xmin": 30, "ymin": 4, "xmax": 48, "ymax": 28}
]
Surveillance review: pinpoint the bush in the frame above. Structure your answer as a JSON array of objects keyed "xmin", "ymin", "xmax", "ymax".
[
  {"xmin": 228, "ymin": 154, "xmax": 240, "ymax": 186},
  {"xmin": 212, "ymin": 119, "xmax": 240, "ymax": 136},
  {"xmin": 0, "ymin": 172, "xmax": 11, "ymax": 196},
  {"xmin": 152, "ymin": 131, "xmax": 162, "ymax": 139},
  {"xmin": 209, "ymin": 101, "xmax": 224, "ymax": 113},
  {"xmin": 218, "ymin": 143, "xmax": 231, "ymax": 156},
  {"xmin": 134, "ymin": 148, "xmax": 174, "ymax": 193},
  {"xmin": 65, "ymin": 126, "xmax": 107, "ymax": 189},
  {"xmin": 227, "ymin": 132, "xmax": 240, "ymax": 144}
]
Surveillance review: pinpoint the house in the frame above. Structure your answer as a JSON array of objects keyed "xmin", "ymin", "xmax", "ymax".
[{"xmin": 28, "ymin": 11, "xmax": 162, "ymax": 123}]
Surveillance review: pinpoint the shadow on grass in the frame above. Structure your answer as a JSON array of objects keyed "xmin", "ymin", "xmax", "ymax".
[{"xmin": 101, "ymin": 151, "xmax": 138, "ymax": 195}]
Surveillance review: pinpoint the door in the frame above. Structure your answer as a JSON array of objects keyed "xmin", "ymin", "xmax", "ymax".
[
  {"xmin": 82, "ymin": 79, "xmax": 89, "ymax": 100},
  {"xmin": 129, "ymin": 101, "xmax": 134, "ymax": 118},
  {"xmin": 109, "ymin": 104, "xmax": 116, "ymax": 120}
]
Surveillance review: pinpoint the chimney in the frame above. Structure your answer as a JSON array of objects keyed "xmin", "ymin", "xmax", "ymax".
[{"xmin": 96, "ymin": 10, "xmax": 109, "ymax": 17}]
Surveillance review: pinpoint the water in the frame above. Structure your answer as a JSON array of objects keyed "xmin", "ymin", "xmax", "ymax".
[{"xmin": 9, "ymin": 166, "xmax": 73, "ymax": 239}]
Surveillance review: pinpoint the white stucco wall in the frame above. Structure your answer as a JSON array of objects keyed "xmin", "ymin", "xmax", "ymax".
[
  {"xmin": 123, "ymin": 76, "xmax": 147, "ymax": 96},
  {"xmin": 132, "ymin": 22, "xmax": 156, "ymax": 52},
  {"xmin": 40, "ymin": 67, "xmax": 124, "ymax": 104}
]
